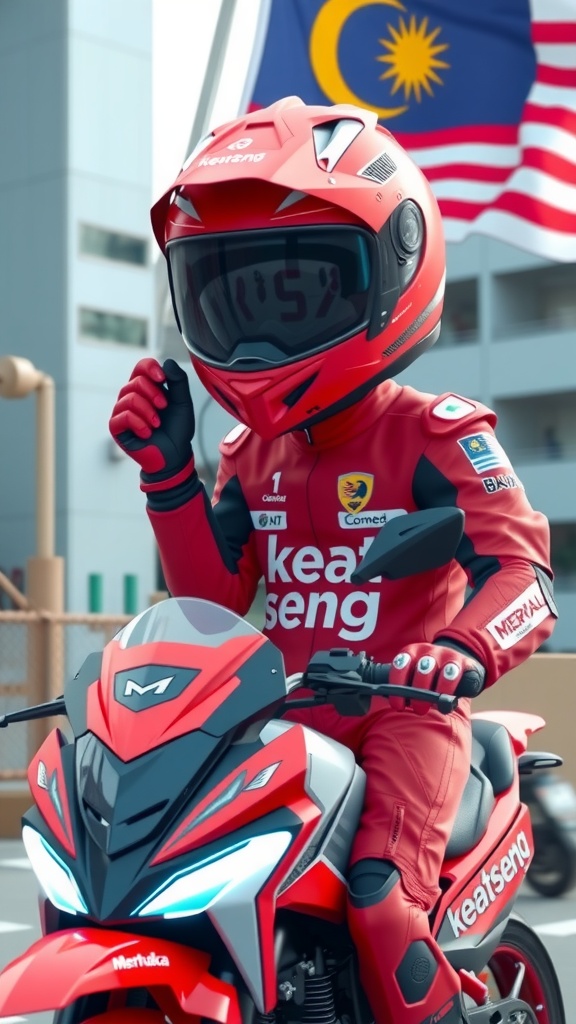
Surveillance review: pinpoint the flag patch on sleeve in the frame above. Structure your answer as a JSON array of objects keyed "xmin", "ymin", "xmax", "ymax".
[{"xmin": 457, "ymin": 433, "xmax": 511, "ymax": 474}]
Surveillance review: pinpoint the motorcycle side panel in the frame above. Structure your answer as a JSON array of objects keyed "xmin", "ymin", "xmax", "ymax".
[
  {"xmin": 28, "ymin": 728, "xmax": 76, "ymax": 857},
  {"xmin": 0, "ymin": 927, "xmax": 241, "ymax": 1023},
  {"xmin": 152, "ymin": 720, "xmax": 318, "ymax": 863},
  {"xmin": 277, "ymin": 762, "xmax": 366, "ymax": 921},
  {"xmin": 207, "ymin": 722, "xmax": 362, "ymax": 1013},
  {"xmin": 436, "ymin": 804, "xmax": 533, "ymax": 954}
]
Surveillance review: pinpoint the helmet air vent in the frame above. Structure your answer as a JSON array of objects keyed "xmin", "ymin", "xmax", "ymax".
[
  {"xmin": 173, "ymin": 192, "xmax": 202, "ymax": 222},
  {"xmin": 283, "ymin": 373, "xmax": 319, "ymax": 408},
  {"xmin": 313, "ymin": 119, "xmax": 364, "ymax": 172},
  {"xmin": 358, "ymin": 151, "xmax": 397, "ymax": 184},
  {"xmin": 214, "ymin": 385, "xmax": 241, "ymax": 418},
  {"xmin": 275, "ymin": 190, "xmax": 310, "ymax": 213}
]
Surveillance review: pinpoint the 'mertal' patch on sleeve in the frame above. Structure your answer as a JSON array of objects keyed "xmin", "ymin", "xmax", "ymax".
[
  {"xmin": 486, "ymin": 581, "xmax": 552, "ymax": 649},
  {"xmin": 457, "ymin": 433, "xmax": 511, "ymax": 474}
]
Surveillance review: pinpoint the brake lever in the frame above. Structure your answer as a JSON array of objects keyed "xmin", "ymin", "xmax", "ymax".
[
  {"xmin": 370, "ymin": 684, "xmax": 458, "ymax": 715},
  {"xmin": 302, "ymin": 674, "xmax": 458, "ymax": 716}
]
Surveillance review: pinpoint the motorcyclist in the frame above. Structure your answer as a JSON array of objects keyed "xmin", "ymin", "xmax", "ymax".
[{"xmin": 109, "ymin": 97, "xmax": 556, "ymax": 1024}]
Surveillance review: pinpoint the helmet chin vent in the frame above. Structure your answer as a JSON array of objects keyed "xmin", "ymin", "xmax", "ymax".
[
  {"xmin": 358, "ymin": 151, "xmax": 397, "ymax": 184},
  {"xmin": 283, "ymin": 373, "xmax": 319, "ymax": 408},
  {"xmin": 213, "ymin": 385, "xmax": 241, "ymax": 418}
]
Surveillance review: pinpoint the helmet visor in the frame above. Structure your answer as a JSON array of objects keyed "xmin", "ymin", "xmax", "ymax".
[{"xmin": 167, "ymin": 226, "xmax": 373, "ymax": 367}]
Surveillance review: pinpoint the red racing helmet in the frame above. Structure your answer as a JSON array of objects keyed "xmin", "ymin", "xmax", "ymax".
[{"xmin": 151, "ymin": 97, "xmax": 445, "ymax": 440}]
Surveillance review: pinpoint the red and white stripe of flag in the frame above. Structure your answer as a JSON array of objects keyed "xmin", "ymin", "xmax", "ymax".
[{"xmin": 399, "ymin": 0, "xmax": 576, "ymax": 260}]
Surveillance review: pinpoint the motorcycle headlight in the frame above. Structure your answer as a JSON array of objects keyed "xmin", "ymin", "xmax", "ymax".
[
  {"xmin": 135, "ymin": 830, "xmax": 292, "ymax": 919},
  {"xmin": 22, "ymin": 825, "xmax": 88, "ymax": 916}
]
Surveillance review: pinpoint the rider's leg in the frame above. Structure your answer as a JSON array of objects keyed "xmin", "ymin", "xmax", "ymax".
[
  {"xmin": 348, "ymin": 858, "xmax": 465, "ymax": 1024},
  {"xmin": 283, "ymin": 698, "xmax": 472, "ymax": 1022},
  {"xmin": 345, "ymin": 699, "xmax": 472, "ymax": 1024}
]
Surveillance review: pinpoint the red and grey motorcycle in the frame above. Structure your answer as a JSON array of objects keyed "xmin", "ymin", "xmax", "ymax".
[{"xmin": 0, "ymin": 508, "xmax": 565, "ymax": 1023}]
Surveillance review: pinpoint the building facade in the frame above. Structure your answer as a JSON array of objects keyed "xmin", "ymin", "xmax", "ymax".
[
  {"xmin": 0, "ymin": 0, "xmax": 157, "ymax": 615},
  {"xmin": 396, "ymin": 235, "xmax": 576, "ymax": 653}
]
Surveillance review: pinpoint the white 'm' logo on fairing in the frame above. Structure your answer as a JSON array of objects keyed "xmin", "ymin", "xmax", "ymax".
[{"xmin": 124, "ymin": 676, "xmax": 175, "ymax": 697}]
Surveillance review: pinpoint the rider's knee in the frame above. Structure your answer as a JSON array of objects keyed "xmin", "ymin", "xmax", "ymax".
[{"xmin": 347, "ymin": 857, "xmax": 401, "ymax": 908}]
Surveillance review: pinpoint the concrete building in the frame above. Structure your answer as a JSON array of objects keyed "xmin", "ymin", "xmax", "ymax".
[
  {"xmin": 396, "ymin": 236, "xmax": 576, "ymax": 653},
  {"xmin": 0, "ymin": 0, "xmax": 157, "ymax": 615}
]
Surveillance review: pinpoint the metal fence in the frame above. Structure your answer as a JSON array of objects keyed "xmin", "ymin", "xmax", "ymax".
[{"xmin": 0, "ymin": 609, "xmax": 131, "ymax": 779}]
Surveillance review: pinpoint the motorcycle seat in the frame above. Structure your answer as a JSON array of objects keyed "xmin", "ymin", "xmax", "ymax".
[{"xmin": 445, "ymin": 718, "xmax": 515, "ymax": 860}]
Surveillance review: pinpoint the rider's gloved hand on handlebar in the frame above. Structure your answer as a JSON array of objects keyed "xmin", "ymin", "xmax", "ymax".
[
  {"xmin": 388, "ymin": 641, "xmax": 486, "ymax": 715},
  {"xmin": 109, "ymin": 358, "xmax": 196, "ymax": 494}
]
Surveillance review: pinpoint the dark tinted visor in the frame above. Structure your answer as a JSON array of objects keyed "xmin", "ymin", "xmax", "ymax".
[{"xmin": 167, "ymin": 226, "xmax": 374, "ymax": 367}]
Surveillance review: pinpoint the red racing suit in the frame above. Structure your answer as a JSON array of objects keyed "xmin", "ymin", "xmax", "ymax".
[{"xmin": 147, "ymin": 383, "xmax": 555, "ymax": 893}]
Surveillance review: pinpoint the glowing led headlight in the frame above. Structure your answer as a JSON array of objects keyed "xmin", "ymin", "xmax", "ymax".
[
  {"xmin": 135, "ymin": 830, "xmax": 292, "ymax": 919},
  {"xmin": 22, "ymin": 825, "xmax": 88, "ymax": 916}
]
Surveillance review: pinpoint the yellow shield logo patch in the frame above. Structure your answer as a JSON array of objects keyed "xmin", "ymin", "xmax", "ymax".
[{"xmin": 337, "ymin": 473, "xmax": 374, "ymax": 514}]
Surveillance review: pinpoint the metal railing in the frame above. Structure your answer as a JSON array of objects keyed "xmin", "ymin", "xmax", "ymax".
[{"xmin": 0, "ymin": 609, "xmax": 131, "ymax": 779}]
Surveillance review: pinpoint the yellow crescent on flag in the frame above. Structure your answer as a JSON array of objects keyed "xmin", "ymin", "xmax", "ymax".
[{"xmin": 309, "ymin": 0, "xmax": 409, "ymax": 118}]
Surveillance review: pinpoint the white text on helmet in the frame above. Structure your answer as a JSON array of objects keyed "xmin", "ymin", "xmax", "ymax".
[{"xmin": 197, "ymin": 153, "xmax": 267, "ymax": 167}]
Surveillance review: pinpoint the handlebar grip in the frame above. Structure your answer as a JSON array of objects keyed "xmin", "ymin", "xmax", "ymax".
[
  {"xmin": 456, "ymin": 668, "xmax": 485, "ymax": 698},
  {"xmin": 358, "ymin": 659, "xmax": 391, "ymax": 686},
  {"xmin": 359, "ymin": 660, "xmax": 458, "ymax": 714}
]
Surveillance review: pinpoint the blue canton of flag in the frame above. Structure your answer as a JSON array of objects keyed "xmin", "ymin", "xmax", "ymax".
[
  {"xmin": 457, "ymin": 434, "xmax": 511, "ymax": 475},
  {"xmin": 251, "ymin": 0, "xmax": 535, "ymax": 133}
]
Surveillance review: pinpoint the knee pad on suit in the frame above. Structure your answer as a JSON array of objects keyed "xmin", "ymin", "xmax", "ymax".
[
  {"xmin": 348, "ymin": 857, "xmax": 400, "ymax": 908},
  {"xmin": 347, "ymin": 858, "xmax": 457, "ymax": 1009}
]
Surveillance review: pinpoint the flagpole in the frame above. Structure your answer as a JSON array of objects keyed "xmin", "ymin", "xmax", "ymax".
[
  {"xmin": 155, "ymin": 0, "xmax": 271, "ymax": 483},
  {"xmin": 155, "ymin": 0, "xmax": 242, "ymax": 332},
  {"xmin": 238, "ymin": 0, "xmax": 273, "ymax": 114},
  {"xmin": 182, "ymin": 0, "xmax": 242, "ymax": 160}
]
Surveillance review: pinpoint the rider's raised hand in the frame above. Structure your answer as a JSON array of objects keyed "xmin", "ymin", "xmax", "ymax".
[
  {"xmin": 388, "ymin": 641, "xmax": 485, "ymax": 715},
  {"xmin": 109, "ymin": 358, "xmax": 196, "ymax": 490}
]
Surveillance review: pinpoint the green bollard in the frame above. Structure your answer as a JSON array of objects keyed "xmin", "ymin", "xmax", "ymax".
[
  {"xmin": 88, "ymin": 574, "xmax": 103, "ymax": 613},
  {"xmin": 124, "ymin": 574, "xmax": 138, "ymax": 615}
]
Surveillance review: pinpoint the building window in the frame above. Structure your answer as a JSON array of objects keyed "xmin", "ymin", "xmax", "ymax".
[
  {"xmin": 79, "ymin": 224, "xmax": 148, "ymax": 267},
  {"xmin": 79, "ymin": 308, "xmax": 148, "ymax": 347},
  {"xmin": 493, "ymin": 263, "xmax": 576, "ymax": 338},
  {"xmin": 550, "ymin": 523, "xmax": 576, "ymax": 589},
  {"xmin": 438, "ymin": 279, "xmax": 478, "ymax": 346}
]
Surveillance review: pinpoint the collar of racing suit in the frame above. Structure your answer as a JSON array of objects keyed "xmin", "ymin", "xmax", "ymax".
[{"xmin": 290, "ymin": 379, "xmax": 402, "ymax": 450}]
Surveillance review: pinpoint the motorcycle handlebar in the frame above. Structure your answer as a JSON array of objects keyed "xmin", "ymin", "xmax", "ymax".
[
  {"xmin": 301, "ymin": 651, "xmax": 458, "ymax": 715},
  {"xmin": 361, "ymin": 661, "xmax": 458, "ymax": 713}
]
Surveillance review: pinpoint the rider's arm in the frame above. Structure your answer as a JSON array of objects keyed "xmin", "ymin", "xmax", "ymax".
[
  {"xmin": 146, "ymin": 441, "xmax": 261, "ymax": 614},
  {"xmin": 413, "ymin": 407, "xmax": 556, "ymax": 688}
]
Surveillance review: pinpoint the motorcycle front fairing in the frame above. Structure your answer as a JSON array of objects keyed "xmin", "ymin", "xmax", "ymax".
[
  {"xmin": 6, "ymin": 599, "xmax": 360, "ymax": 1015},
  {"xmin": 0, "ymin": 927, "xmax": 242, "ymax": 1022},
  {"xmin": 26, "ymin": 598, "xmax": 292, "ymax": 919}
]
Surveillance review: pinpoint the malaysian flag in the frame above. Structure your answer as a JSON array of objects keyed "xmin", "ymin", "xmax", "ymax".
[{"xmin": 249, "ymin": 0, "xmax": 576, "ymax": 262}]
